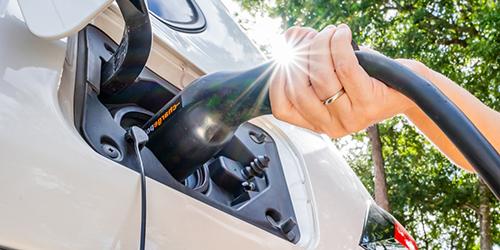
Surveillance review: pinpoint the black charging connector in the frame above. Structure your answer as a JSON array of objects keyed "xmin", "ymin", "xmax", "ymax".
[{"xmin": 125, "ymin": 126, "xmax": 149, "ymax": 250}]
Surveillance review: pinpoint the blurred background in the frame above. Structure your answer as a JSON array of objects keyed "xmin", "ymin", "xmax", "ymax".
[{"xmin": 221, "ymin": 0, "xmax": 499, "ymax": 249}]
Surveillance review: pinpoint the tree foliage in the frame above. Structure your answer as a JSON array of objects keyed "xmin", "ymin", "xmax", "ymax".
[{"xmin": 237, "ymin": 0, "xmax": 499, "ymax": 249}]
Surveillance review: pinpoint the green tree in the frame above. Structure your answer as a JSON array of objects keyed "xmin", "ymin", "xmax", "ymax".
[{"xmin": 236, "ymin": 0, "xmax": 499, "ymax": 249}]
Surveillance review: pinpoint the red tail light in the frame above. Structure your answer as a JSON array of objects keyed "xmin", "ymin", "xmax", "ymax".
[{"xmin": 359, "ymin": 203, "xmax": 418, "ymax": 250}]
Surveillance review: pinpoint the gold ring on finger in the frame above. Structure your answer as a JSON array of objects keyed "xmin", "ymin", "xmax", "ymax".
[{"xmin": 322, "ymin": 88, "xmax": 345, "ymax": 105}]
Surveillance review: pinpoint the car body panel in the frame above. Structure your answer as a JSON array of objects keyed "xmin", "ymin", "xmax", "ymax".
[
  {"xmin": 16, "ymin": 0, "xmax": 113, "ymax": 39},
  {"xmin": 0, "ymin": 2, "xmax": 140, "ymax": 249},
  {"xmin": 17, "ymin": 0, "xmax": 265, "ymax": 75},
  {"xmin": 252, "ymin": 117, "xmax": 371, "ymax": 249},
  {"xmin": 149, "ymin": 0, "xmax": 266, "ymax": 73}
]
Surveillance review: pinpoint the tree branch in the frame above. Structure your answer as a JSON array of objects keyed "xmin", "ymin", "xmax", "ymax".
[{"xmin": 461, "ymin": 203, "xmax": 479, "ymax": 214}]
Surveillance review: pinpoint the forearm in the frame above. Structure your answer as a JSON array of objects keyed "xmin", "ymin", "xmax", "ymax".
[{"xmin": 403, "ymin": 64, "xmax": 500, "ymax": 171}]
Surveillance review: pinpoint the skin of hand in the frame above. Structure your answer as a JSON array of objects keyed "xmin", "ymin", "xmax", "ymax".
[
  {"xmin": 270, "ymin": 24, "xmax": 418, "ymax": 138},
  {"xmin": 269, "ymin": 24, "xmax": 500, "ymax": 172}
]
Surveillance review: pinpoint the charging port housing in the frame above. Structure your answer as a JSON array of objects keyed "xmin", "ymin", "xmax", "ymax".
[{"xmin": 74, "ymin": 25, "xmax": 300, "ymax": 243}]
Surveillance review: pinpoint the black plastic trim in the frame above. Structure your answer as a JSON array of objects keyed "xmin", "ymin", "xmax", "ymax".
[{"xmin": 100, "ymin": 0, "xmax": 152, "ymax": 96}]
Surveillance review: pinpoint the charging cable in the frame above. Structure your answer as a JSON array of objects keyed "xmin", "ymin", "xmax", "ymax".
[{"xmin": 126, "ymin": 126, "xmax": 149, "ymax": 250}]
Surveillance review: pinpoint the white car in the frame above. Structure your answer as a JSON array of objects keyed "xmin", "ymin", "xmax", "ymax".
[{"xmin": 1, "ymin": 0, "xmax": 451, "ymax": 249}]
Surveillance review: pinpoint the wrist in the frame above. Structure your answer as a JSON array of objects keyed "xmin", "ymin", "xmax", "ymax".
[
  {"xmin": 394, "ymin": 58, "xmax": 432, "ymax": 115},
  {"xmin": 403, "ymin": 104, "xmax": 422, "ymax": 120}
]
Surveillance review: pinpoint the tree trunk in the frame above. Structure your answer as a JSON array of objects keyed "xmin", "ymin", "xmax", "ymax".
[
  {"xmin": 367, "ymin": 124, "xmax": 390, "ymax": 212},
  {"xmin": 478, "ymin": 179, "xmax": 492, "ymax": 250}
]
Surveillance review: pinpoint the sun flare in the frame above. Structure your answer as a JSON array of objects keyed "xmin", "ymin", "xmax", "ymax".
[{"xmin": 271, "ymin": 37, "xmax": 298, "ymax": 67}]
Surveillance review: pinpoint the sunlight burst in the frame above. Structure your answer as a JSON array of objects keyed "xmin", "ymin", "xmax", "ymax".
[{"xmin": 271, "ymin": 36, "xmax": 298, "ymax": 67}]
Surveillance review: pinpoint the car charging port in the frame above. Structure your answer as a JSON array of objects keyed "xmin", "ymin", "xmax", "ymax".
[{"xmin": 73, "ymin": 10, "xmax": 300, "ymax": 243}]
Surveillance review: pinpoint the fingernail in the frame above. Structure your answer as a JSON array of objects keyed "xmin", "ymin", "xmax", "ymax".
[{"xmin": 338, "ymin": 23, "xmax": 349, "ymax": 29}]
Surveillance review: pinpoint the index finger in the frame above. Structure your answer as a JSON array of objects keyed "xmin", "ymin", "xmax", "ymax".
[{"xmin": 330, "ymin": 24, "xmax": 373, "ymax": 104}]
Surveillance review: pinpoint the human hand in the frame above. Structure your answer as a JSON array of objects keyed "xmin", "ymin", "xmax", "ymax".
[{"xmin": 270, "ymin": 24, "xmax": 427, "ymax": 138}]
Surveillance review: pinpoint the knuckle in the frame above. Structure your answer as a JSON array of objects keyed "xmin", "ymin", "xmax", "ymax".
[
  {"xmin": 340, "ymin": 122, "xmax": 356, "ymax": 134},
  {"xmin": 344, "ymin": 122, "xmax": 360, "ymax": 133},
  {"xmin": 285, "ymin": 26, "xmax": 316, "ymax": 41},
  {"xmin": 338, "ymin": 115, "xmax": 366, "ymax": 134},
  {"xmin": 337, "ymin": 115, "xmax": 355, "ymax": 133},
  {"xmin": 285, "ymin": 26, "xmax": 302, "ymax": 34},
  {"xmin": 321, "ymin": 123, "xmax": 344, "ymax": 138},
  {"xmin": 318, "ymin": 25, "xmax": 336, "ymax": 38},
  {"xmin": 271, "ymin": 106, "xmax": 290, "ymax": 122},
  {"xmin": 284, "ymin": 27, "xmax": 302, "ymax": 41},
  {"xmin": 302, "ymin": 27, "xmax": 318, "ymax": 36},
  {"xmin": 312, "ymin": 124, "xmax": 327, "ymax": 134}
]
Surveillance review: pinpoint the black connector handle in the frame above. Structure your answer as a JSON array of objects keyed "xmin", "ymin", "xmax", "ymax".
[
  {"xmin": 355, "ymin": 51, "xmax": 500, "ymax": 199},
  {"xmin": 100, "ymin": 0, "xmax": 152, "ymax": 97}
]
